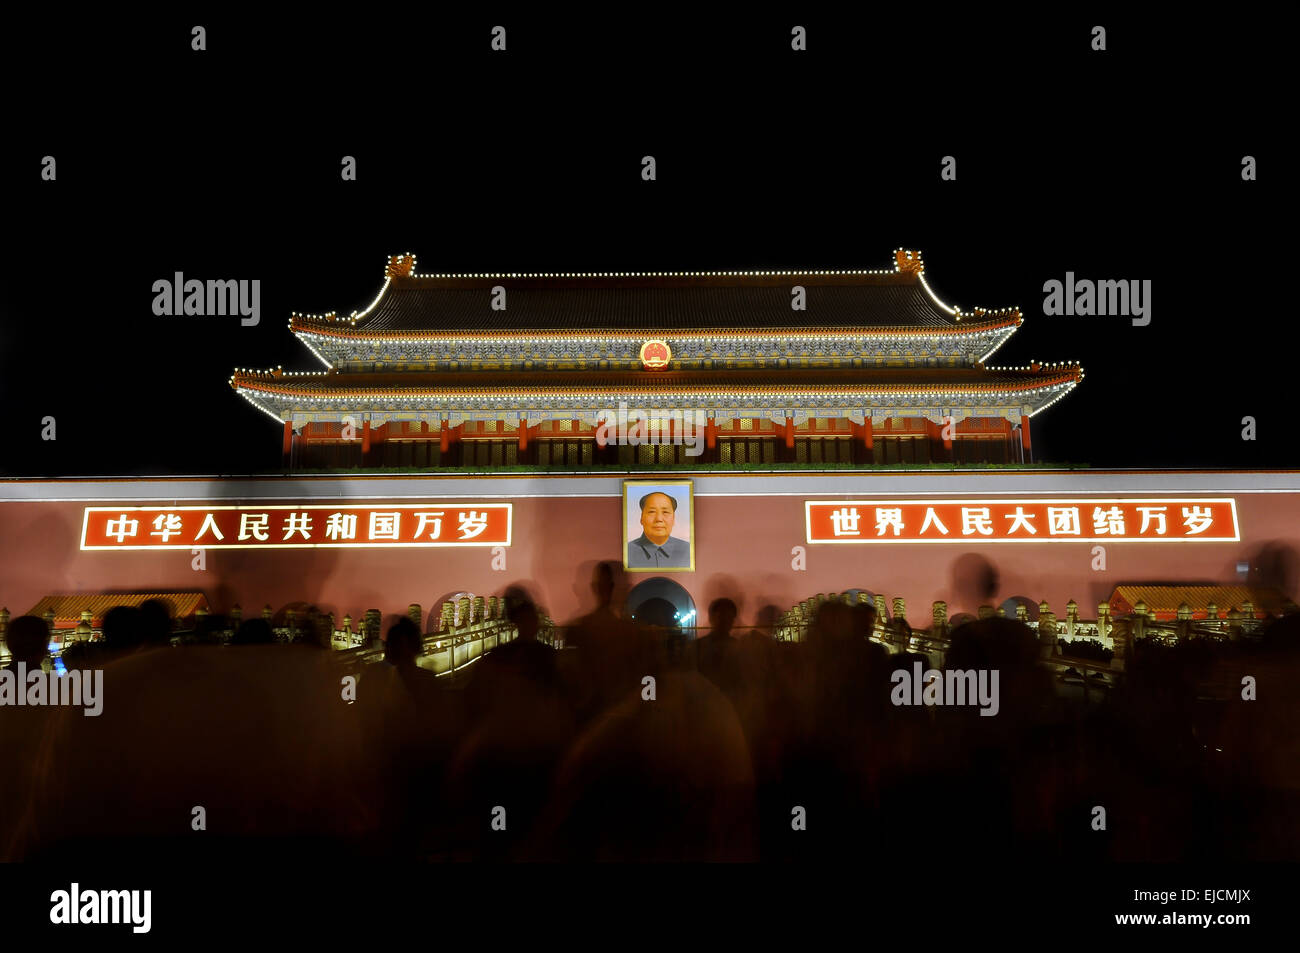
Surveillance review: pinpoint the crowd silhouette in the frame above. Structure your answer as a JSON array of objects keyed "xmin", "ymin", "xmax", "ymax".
[{"xmin": 3, "ymin": 563, "xmax": 1299, "ymax": 863}]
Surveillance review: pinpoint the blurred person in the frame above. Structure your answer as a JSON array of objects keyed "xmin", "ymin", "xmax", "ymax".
[
  {"xmin": 231, "ymin": 617, "xmax": 275, "ymax": 646},
  {"xmin": 525, "ymin": 608, "xmax": 757, "ymax": 861},
  {"xmin": 3, "ymin": 614, "xmax": 48, "ymax": 673},
  {"xmin": 99, "ymin": 605, "xmax": 145, "ymax": 659},
  {"xmin": 694, "ymin": 597, "xmax": 740, "ymax": 696},
  {"xmin": 448, "ymin": 588, "xmax": 574, "ymax": 859},
  {"xmin": 0, "ymin": 616, "xmax": 55, "ymax": 859},
  {"xmin": 563, "ymin": 562, "xmax": 642, "ymax": 722},
  {"xmin": 356, "ymin": 615, "xmax": 445, "ymax": 858},
  {"xmin": 138, "ymin": 599, "xmax": 174, "ymax": 647},
  {"xmin": 11, "ymin": 622, "xmax": 372, "ymax": 863}
]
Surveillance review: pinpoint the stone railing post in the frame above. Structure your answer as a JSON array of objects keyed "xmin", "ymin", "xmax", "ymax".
[
  {"xmin": 931, "ymin": 601, "xmax": 948, "ymax": 639},
  {"xmin": 1037, "ymin": 602, "xmax": 1058, "ymax": 656}
]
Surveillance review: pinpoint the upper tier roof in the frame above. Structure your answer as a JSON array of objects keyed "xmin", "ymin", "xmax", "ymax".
[{"xmin": 289, "ymin": 250, "xmax": 1022, "ymax": 338}]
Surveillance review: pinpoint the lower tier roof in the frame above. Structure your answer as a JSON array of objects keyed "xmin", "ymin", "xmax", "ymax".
[{"xmin": 231, "ymin": 365, "xmax": 1082, "ymax": 400}]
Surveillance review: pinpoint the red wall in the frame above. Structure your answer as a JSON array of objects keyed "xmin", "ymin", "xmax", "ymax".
[{"xmin": 2, "ymin": 475, "xmax": 1298, "ymax": 630}]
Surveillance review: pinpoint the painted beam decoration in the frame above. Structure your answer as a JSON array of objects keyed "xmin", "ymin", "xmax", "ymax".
[
  {"xmin": 81, "ymin": 504, "xmax": 511, "ymax": 550},
  {"xmin": 806, "ymin": 498, "xmax": 1239, "ymax": 543}
]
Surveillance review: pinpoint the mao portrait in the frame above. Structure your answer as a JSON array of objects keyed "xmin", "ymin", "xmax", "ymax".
[{"xmin": 623, "ymin": 481, "xmax": 694, "ymax": 572}]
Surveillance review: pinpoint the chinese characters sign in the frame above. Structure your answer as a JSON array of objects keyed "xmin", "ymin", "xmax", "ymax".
[
  {"xmin": 81, "ymin": 504, "xmax": 512, "ymax": 550},
  {"xmin": 805, "ymin": 499, "xmax": 1238, "ymax": 544}
]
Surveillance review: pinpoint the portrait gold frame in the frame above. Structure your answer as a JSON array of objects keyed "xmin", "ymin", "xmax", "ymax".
[{"xmin": 622, "ymin": 479, "xmax": 696, "ymax": 572}]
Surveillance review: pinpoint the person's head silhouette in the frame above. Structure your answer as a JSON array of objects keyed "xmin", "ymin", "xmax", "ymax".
[
  {"xmin": 231, "ymin": 618, "xmax": 275, "ymax": 645},
  {"xmin": 138, "ymin": 599, "xmax": 174, "ymax": 646},
  {"xmin": 101, "ymin": 606, "xmax": 144, "ymax": 654},
  {"xmin": 505, "ymin": 588, "xmax": 541, "ymax": 641},
  {"xmin": 708, "ymin": 598, "xmax": 737, "ymax": 637},
  {"xmin": 384, "ymin": 616, "xmax": 422, "ymax": 668},
  {"xmin": 592, "ymin": 562, "xmax": 616, "ymax": 608},
  {"xmin": 4, "ymin": 615, "xmax": 49, "ymax": 669}
]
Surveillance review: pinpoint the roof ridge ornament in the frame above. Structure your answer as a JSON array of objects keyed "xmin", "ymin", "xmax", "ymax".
[
  {"xmin": 894, "ymin": 249, "xmax": 924, "ymax": 275},
  {"xmin": 386, "ymin": 253, "xmax": 416, "ymax": 278}
]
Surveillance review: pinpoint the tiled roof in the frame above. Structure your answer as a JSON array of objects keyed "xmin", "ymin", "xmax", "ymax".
[
  {"xmin": 291, "ymin": 270, "xmax": 1014, "ymax": 337},
  {"xmin": 1110, "ymin": 585, "xmax": 1285, "ymax": 619},
  {"xmin": 294, "ymin": 312, "xmax": 1023, "ymax": 341},
  {"xmin": 27, "ymin": 592, "xmax": 210, "ymax": 629},
  {"xmin": 232, "ymin": 366, "xmax": 1082, "ymax": 400}
]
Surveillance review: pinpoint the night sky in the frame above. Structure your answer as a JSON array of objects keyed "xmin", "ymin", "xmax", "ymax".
[{"xmin": 2, "ymin": 12, "xmax": 1284, "ymax": 477}]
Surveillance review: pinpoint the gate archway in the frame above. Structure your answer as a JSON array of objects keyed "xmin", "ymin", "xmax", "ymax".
[{"xmin": 626, "ymin": 577, "xmax": 698, "ymax": 635}]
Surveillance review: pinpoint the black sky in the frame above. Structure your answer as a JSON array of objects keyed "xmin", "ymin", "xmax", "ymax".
[{"xmin": 2, "ymin": 12, "xmax": 1287, "ymax": 476}]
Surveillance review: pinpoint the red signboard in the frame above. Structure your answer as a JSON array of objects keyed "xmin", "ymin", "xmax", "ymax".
[
  {"xmin": 80, "ymin": 504, "xmax": 512, "ymax": 550},
  {"xmin": 805, "ymin": 498, "xmax": 1239, "ymax": 544}
]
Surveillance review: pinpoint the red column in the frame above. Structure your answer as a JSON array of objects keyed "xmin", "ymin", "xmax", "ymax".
[
  {"xmin": 784, "ymin": 416, "xmax": 795, "ymax": 450},
  {"xmin": 942, "ymin": 417, "xmax": 953, "ymax": 457},
  {"xmin": 518, "ymin": 420, "xmax": 529, "ymax": 453},
  {"xmin": 282, "ymin": 421, "xmax": 293, "ymax": 468},
  {"xmin": 859, "ymin": 418, "xmax": 874, "ymax": 466},
  {"xmin": 440, "ymin": 419, "xmax": 451, "ymax": 454},
  {"xmin": 705, "ymin": 418, "xmax": 716, "ymax": 451},
  {"xmin": 1020, "ymin": 414, "xmax": 1032, "ymax": 452}
]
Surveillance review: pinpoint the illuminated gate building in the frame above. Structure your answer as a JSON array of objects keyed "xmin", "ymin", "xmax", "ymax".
[{"xmin": 231, "ymin": 250, "xmax": 1083, "ymax": 470}]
